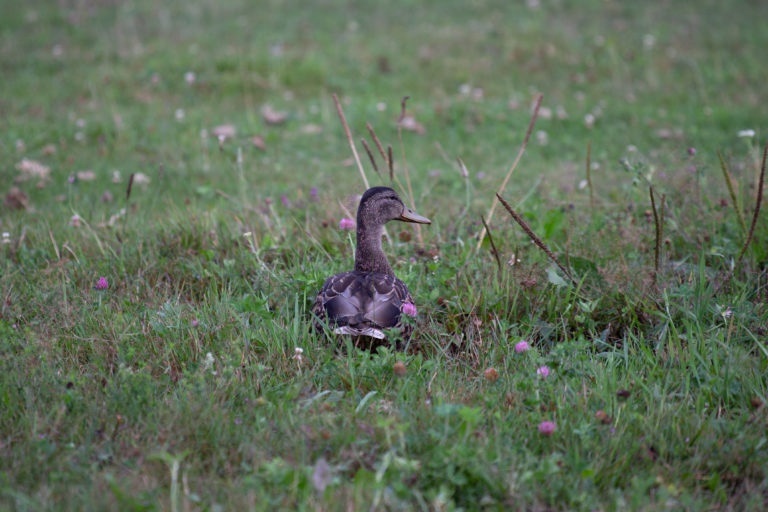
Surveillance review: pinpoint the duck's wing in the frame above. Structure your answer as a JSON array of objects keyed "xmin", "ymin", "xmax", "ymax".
[{"xmin": 313, "ymin": 271, "xmax": 412, "ymax": 338}]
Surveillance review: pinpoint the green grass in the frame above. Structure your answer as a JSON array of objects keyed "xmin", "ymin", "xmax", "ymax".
[{"xmin": 2, "ymin": 0, "xmax": 768, "ymax": 510}]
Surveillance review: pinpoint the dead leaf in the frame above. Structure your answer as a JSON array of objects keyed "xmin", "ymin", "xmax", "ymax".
[
  {"xmin": 4, "ymin": 187, "xmax": 29, "ymax": 210},
  {"xmin": 399, "ymin": 115, "xmax": 425, "ymax": 134},
  {"xmin": 262, "ymin": 105, "xmax": 288, "ymax": 125}
]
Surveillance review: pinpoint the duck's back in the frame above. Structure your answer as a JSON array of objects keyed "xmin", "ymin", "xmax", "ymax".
[{"xmin": 313, "ymin": 271, "xmax": 412, "ymax": 340}]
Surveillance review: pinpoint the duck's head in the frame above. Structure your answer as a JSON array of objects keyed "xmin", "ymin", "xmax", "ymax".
[{"xmin": 357, "ymin": 186, "xmax": 431, "ymax": 227}]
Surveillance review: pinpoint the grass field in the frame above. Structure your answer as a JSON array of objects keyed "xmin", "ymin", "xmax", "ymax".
[{"xmin": 2, "ymin": 0, "xmax": 768, "ymax": 510}]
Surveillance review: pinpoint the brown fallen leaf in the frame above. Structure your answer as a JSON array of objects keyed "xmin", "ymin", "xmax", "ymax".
[{"xmin": 4, "ymin": 187, "xmax": 29, "ymax": 210}]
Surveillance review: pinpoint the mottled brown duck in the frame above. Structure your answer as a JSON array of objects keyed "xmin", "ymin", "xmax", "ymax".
[{"xmin": 312, "ymin": 186, "xmax": 431, "ymax": 347}]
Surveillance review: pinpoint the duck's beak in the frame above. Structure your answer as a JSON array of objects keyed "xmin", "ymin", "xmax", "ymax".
[{"xmin": 399, "ymin": 207, "xmax": 431, "ymax": 224}]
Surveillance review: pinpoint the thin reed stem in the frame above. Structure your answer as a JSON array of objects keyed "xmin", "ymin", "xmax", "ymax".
[
  {"xmin": 586, "ymin": 141, "xmax": 595, "ymax": 209},
  {"xmin": 396, "ymin": 96, "xmax": 422, "ymax": 245},
  {"xmin": 332, "ymin": 93, "xmax": 369, "ymax": 189},
  {"xmin": 718, "ymin": 151, "xmax": 748, "ymax": 235},
  {"xmin": 477, "ymin": 93, "xmax": 543, "ymax": 250},
  {"xmin": 366, "ymin": 122, "xmax": 389, "ymax": 164},
  {"xmin": 737, "ymin": 141, "xmax": 767, "ymax": 264},
  {"xmin": 649, "ymin": 186, "xmax": 661, "ymax": 283},
  {"xmin": 361, "ymin": 138, "xmax": 379, "ymax": 175},
  {"xmin": 480, "ymin": 215, "xmax": 502, "ymax": 272},
  {"xmin": 496, "ymin": 192, "xmax": 576, "ymax": 285}
]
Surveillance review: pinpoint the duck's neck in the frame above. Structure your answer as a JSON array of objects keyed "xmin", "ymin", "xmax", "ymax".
[{"xmin": 354, "ymin": 221, "xmax": 393, "ymax": 275}]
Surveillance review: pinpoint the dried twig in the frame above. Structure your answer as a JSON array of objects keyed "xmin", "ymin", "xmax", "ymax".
[
  {"xmin": 387, "ymin": 145, "xmax": 394, "ymax": 182},
  {"xmin": 477, "ymin": 93, "xmax": 543, "ymax": 250},
  {"xmin": 332, "ymin": 93, "xmax": 370, "ymax": 189},
  {"xmin": 361, "ymin": 138, "xmax": 379, "ymax": 175},
  {"xmin": 718, "ymin": 151, "xmax": 748, "ymax": 235},
  {"xmin": 737, "ymin": 141, "xmax": 767, "ymax": 264},
  {"xmin": 480, "ymin": 215, "xmax": 502, "ymax": 272},
  {"xmin": 586, "ymin": 141, "xmax": 595, "ymax": 209},
  {"xmin": 496, "ymin": 193, "xmax": 576, "ymax": 285}
]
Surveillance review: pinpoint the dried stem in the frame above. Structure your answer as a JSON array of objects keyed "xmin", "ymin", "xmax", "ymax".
[
  {"xmin": 387, "ymin": 145, "xmax": 394, "ymax": 182},
  {"xmin": 737, "ymin": 141, "xmax": 767, "ymax": 264},
  {"xmin": 332, "ymin": 93, "xmax": 370, "ymax": 189},
  {"xmin": 496, "ymin": 192, "xmax": 576, "ymax": 285},
  {"xmin": 396, "ymin": 96, "xmax": 422, "ymax": 245},
  {"xmin": 360, "ymin": 138, "xmax": 379, "ymax": 175},
  {"xmin": 718, "ymin": 151, "xmax": 748, "ymax": 235},
  {"xmin": 649, "ymin": 186, "xmax": 661, "ymax": 283},
  {"xmin": 366, "ymin": 122, "xmax": 389, "ymax": 164},
  {"xmin": 586, "ymin": 141, "xmax": 595, "ymax": 209},
  {"xmin": 126, "ymin": 172, "xmax": 135, "ymax": 201},
  {"xmin": 477, "ymin": 93, "xmax": 543, "ymax": 250},
  {"xmin": 480, "ymin": 215, "xmax": 502, "ymax": 272}
]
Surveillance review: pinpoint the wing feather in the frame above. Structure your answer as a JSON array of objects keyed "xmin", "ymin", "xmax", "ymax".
[{"xmin": 312, "ymin": 271, "xmax": 414, "ymax": 341}]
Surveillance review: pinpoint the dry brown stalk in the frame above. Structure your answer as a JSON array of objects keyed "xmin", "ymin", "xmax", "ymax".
[
  {"xmin": 395, "ymin": 96, "xmax": 422, "ymax": 245},
  {"xmin": 586, "ymin": 141, "xmax": 594, "ymax": 209},
  {"xmin": 496, "ymin": 192, "xmax": 576, "ymax": 285},
  {"xmin": 737, "ymin": 141, "xmax": 767, "ymax": 264},
  {"xmin": 365, "ymin": 122, "xmax": 389, "ymax": 165},
  {"xmin": 126, "ymin": 173, "xmax": 135, "ymax": 201},
  {"xmin": 361, "ymin": 138, "xmax": 379, "ymax": 175},
  {"xmin": 387, "ymin": 145, "xmax": 394, "ymax": 181},
  {"xmin": 332, "ymin": 93, "xmax": 370, "ymax": 189},
  {"xmin": 480, "ymin": 215, "xmax": 502, "ymax": 271},
  {"xmin": 477, "ymin": 93, "xmax": 543, "ymax": 250},
  {"xmin": 718, "ymin": 151, "xmax": 748, "ymax": 235},
  {"xmin": 649, "ymin": 186, "xmax": 661, "ymax": 283}
]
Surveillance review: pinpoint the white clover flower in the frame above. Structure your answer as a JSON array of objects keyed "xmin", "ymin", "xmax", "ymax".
[{"xmin": 738, "ymin": 129, "xmax": 755, "ymax": 138}]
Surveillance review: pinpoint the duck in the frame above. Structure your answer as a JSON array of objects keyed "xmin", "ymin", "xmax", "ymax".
[{"xmin": 312, "ymin": 186, "xmax": 431, "ymax": 346}]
